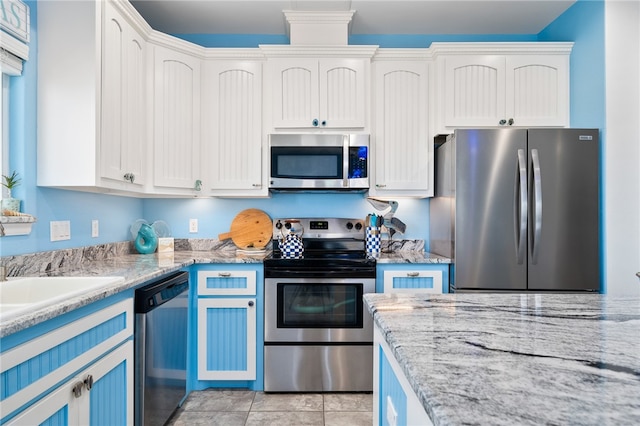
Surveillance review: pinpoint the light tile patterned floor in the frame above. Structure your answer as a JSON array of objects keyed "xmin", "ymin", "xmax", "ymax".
[{"xmin": 167, "ymin": 390, "xmax": 373, "ymax": 426}]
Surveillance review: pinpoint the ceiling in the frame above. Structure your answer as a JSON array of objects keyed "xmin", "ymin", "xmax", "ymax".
[{"xmin": 129, "ymin": 0, "xmax": 576, "ymax": 36}]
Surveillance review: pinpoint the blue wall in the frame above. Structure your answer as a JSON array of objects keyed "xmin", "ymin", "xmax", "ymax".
[
  {"xmin": 538, "ymin": 0, "xmax": 605, "ymax": 129},
  {"xmin": 1, "ymin": 0, "xmax": 605, "ymax": 257}
]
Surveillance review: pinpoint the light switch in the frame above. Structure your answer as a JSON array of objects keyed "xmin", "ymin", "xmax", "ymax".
[{"xmin": 50, "ymin": 220, "xmax": 71, "ymax": 242}]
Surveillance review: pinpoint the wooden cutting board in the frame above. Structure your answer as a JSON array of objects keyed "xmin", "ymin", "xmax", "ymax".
[{"xmin": 218, "ymin": 209, "xmax": 272, "ymax": 249}]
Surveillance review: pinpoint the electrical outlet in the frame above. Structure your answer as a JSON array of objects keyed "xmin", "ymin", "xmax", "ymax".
[
  {"xmin": 189, "ymin": 218, "xmax": 198, "ymax": 233},
  {"xmin": 92, "ymin": 220, "xmax": 99, "ymax": 238},
  {"xmin": 50, "ymin": 220, "xmax": 71, "ymax": 242}
]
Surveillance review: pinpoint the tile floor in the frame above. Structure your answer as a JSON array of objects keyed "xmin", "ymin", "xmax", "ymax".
[{"xmin": 166, "ymin": 390, "xmax": 373, "ymax": 426}]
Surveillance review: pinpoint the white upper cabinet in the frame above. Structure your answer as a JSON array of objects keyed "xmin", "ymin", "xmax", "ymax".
[
  {"xmin": 434, "ymin": 43, "xmax": 572, "ymax": 133},
  {"xmin": 201, "ymin": 59, "xmax": 266, "ymax": 196},
  {"xmin": 371, "ymin": 58, "xmax": 432, "ymax": 197},
  {"xmin": 151, "ymin": 45, "xmax": 203, "ymax": 195},
  {"xmin": 268, "ymin": 57, "xmax": 367, "ymax": 129},
  {"xmin": 37, "ymin": 0, "xmax": 151, "ymax": 194},
  {"xmin": 505, "ymin": 55, "xmax": 569, "ymax": 127},
  {"xmin": 101, "ymin": 0, "xmax": 148, "ymax": 188}
]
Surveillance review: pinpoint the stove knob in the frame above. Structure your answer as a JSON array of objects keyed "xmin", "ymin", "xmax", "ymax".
[
  {"xmin": 284, "ymin": 222, "xmax": 292, "ymax": 230},
  {"xmin": 275, "ymin": 221, "xmax": 283, "ymax": 229},
  {"xmin": 354, "ymin": 222, "xmax": 363, "ymax": 231},
  {"xmin": 346, "ymin": 222, "xmax": 354, "ymax": 230}
]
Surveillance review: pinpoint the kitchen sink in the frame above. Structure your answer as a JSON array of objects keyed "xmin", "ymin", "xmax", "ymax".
[{"xmin": 0, "ymin": 276, "xmax": 125, "ymax": 321}]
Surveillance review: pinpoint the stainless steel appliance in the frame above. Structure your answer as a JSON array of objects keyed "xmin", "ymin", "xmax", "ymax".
[
  {"xmin": 430, "ymin": 128, "xmax": 600, "ymax": 292},
  {"xmin": 269, "ymin": 134, "xmax": 369, "ymax": 191},
  {"xmin": 264, "ymin": 218, "xmax": 376, "ymax": 392},
  {"xmin": 134, "ymin": 271, "xmax": 189, "ymax": 425}
]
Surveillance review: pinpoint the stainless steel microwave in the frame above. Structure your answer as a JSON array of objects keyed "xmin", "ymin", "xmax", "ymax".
[{"xmin": 269, "ymin": 134, "xmax": 369, "ymax": 191}]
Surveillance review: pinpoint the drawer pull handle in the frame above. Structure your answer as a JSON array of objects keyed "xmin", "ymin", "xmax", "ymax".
[
  {"xmin": 84, "ymin": 374, "xmax": 94, "ymax": 391},
  {"xmin": 72, "ymin": 381, "xmax": 84, "ymax": 398},
  {"xmin": 218, "ymin": 272, "xmax": 231, "ymax": 277},
  {"xmin": 407, "ymin": 272, "xmax": 420, "ymax": 277}
]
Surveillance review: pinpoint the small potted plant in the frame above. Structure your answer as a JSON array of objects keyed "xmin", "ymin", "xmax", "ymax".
[{"xmin": 1, "ymin": 170, "xmax": 21, "ymax": 212}]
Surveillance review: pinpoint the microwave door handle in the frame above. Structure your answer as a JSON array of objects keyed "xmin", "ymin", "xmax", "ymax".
[{"xmin": 343, "ymin": 136, "xmax": 349, "ymax": 188}]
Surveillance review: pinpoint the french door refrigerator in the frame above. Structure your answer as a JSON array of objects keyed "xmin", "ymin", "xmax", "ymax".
[{"xmin": 430, "ymin": 128, "xmax": 600, "ymax": 291}]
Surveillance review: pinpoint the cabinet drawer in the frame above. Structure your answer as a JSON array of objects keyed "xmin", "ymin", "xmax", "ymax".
[
  {"xmin": 383, "ymin": 270, "xmax": 443, "ymax": 293},
  {"xmin": 197, "ymin": 270, "xmax": 256, "ymax": 296},
  {"xmin": 0, "ymin": 299, "xmax": 133, "ymax": 419}
]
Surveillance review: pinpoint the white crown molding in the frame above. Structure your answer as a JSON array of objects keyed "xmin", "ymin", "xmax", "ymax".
[
  {"xmin": 201, "ymin": 49, "xmax": 265, "ymax": 60},
  {"xmin": 147, "ymin": 30, "xmax": 207, "ymax": 57},
  {"xmin": 430, "ymin": 42, "xmax": 574, "ymax": 56},
  {"xmin": 111, "ymin": 0, "xmax": 153, "ymax": 35},
  {"xmin": 372, "ymin": 48, "xmax": 434, "ymax": 61},
  {"xmin": 259, "ymin": 44, "xmax": 378, "ymax": 58}
]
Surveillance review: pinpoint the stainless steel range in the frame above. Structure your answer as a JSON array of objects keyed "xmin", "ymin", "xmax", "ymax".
[{"xmin": 263, "ymin": 218, "xmax": 376, "ymax": 392}]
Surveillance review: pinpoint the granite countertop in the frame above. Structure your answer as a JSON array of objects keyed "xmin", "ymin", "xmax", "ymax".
[
  {"xmin": 0, "ymin": 249, "xmax": 267, "ymax": 338},
  {"xmin": 0, "ymin": 241, "xmax": 450, "ymax": 338},
  {"xmin": 376, "ymin": 251, "xmax": 450, "ymax": 264},
  {"xmin": 364, "ymin": 293, "xmax": 640, "ymax": 425}
]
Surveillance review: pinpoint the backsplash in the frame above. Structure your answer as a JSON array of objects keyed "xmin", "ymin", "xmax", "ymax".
[{"xmin": 0, "ymin": 238, "xmax": 424, "ymax": 278}]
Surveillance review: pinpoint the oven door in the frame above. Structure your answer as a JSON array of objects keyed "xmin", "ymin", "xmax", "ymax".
[{"xmin": 264, "ymin": 277, "xmax": 375, "ymax": 343}]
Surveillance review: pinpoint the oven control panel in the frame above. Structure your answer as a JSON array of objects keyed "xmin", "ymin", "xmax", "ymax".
[{"xmin": 273, "ymin": 218, "xmax": 365, "ymax": 239}]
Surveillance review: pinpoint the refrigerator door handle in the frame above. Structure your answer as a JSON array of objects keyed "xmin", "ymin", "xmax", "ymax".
[
  {"xmin": 515, "ymin": 149, "xmax": 527, "ymax": 264},
  {"xmin": 531, "ymin": 149, "xmax": 543, "ymax": 264}
]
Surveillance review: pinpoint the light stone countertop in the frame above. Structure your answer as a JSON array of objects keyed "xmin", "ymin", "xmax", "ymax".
[
  {"xmin": 376, "ymin": 251, "xmax": 451, "ymax": 264},
  {"xmin": 363, "ymin": 292, "xmax": 640, "ymax": 425},
  {"xmin": 0, "ymin": 241, "xmax": 450, "ymax": 338},
  {"xmin": 0, "ymin": 250, "xmax": 267, "ymax": 338}
]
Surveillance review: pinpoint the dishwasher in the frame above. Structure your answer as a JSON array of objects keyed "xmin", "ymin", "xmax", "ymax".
[{"xmin": 134, "ymin": 271, "xmax": 189, "ymax": 426}]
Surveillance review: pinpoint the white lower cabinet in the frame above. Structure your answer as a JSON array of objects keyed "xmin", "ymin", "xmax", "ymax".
[
  {"xmin": 197, "ymin": 298, "xmax": 256, "ymax": 380},
  {"xmin": 0, "ymin": 298, "xmax": 134, "ymax": 425},
  {"xmin": 195, "ymin": 268, "xmax": 261, "ymax": 386},
  {"xmin": 374, "ymin": 327, "xmax": 432, "ymax": 426},
  {"xmin": 6, "ymin": 341, "xmax": 133, "ymax": 426}
]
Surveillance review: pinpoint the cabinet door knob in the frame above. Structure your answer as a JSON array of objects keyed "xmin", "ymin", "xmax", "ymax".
[
  {"xmin": 123, "ymin": 173, "xmax": 135, "ymax": 183},
  {"xmin": 84, "ymin": 374, "xmax": 94, "ymax": 391},
  {"xmin": 194, "ymin": 180, "xmax": 202, "ymax": 191},
  {"xmin": 508, "ymin": 118, "xmax": 514, "ymax": 126},
  {"xmin": 72, "ymin": 381, "xmax": 84, "ymax": 398},
  {"xmin": 312, "ymin": 119, "xmax": 319, "ymax": 127},
  {"xmin": 499, "ymin": 119, "xmax": 507, "ymax": 125},
  {"xmin": 321, "ymin": 120, "xmax": 326, "ymax": 126},
  {"xmin": 248, "ymin": 300, "xmax": 254, "ymax": 307}
]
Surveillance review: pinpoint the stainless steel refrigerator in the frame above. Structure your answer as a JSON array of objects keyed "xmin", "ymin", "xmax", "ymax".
[{"xmin": 430, "ymin": 128, "xmax": 600, "ymax": 292}]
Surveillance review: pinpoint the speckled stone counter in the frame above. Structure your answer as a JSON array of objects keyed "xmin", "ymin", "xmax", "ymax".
[
  {"xmin": 364, "ymin": 293, "xmax": 640, "ymax": 425},
  {"xmin": 376, "ymin": 251, "xmax": 451, "ymax": 264},
  {"xmin": 0, "ymin": 240, "xmax": 268, "ymax": 338},
  {"xmin": 0, "ymin": 237, "xmax": 449, "ymax": 338}
]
